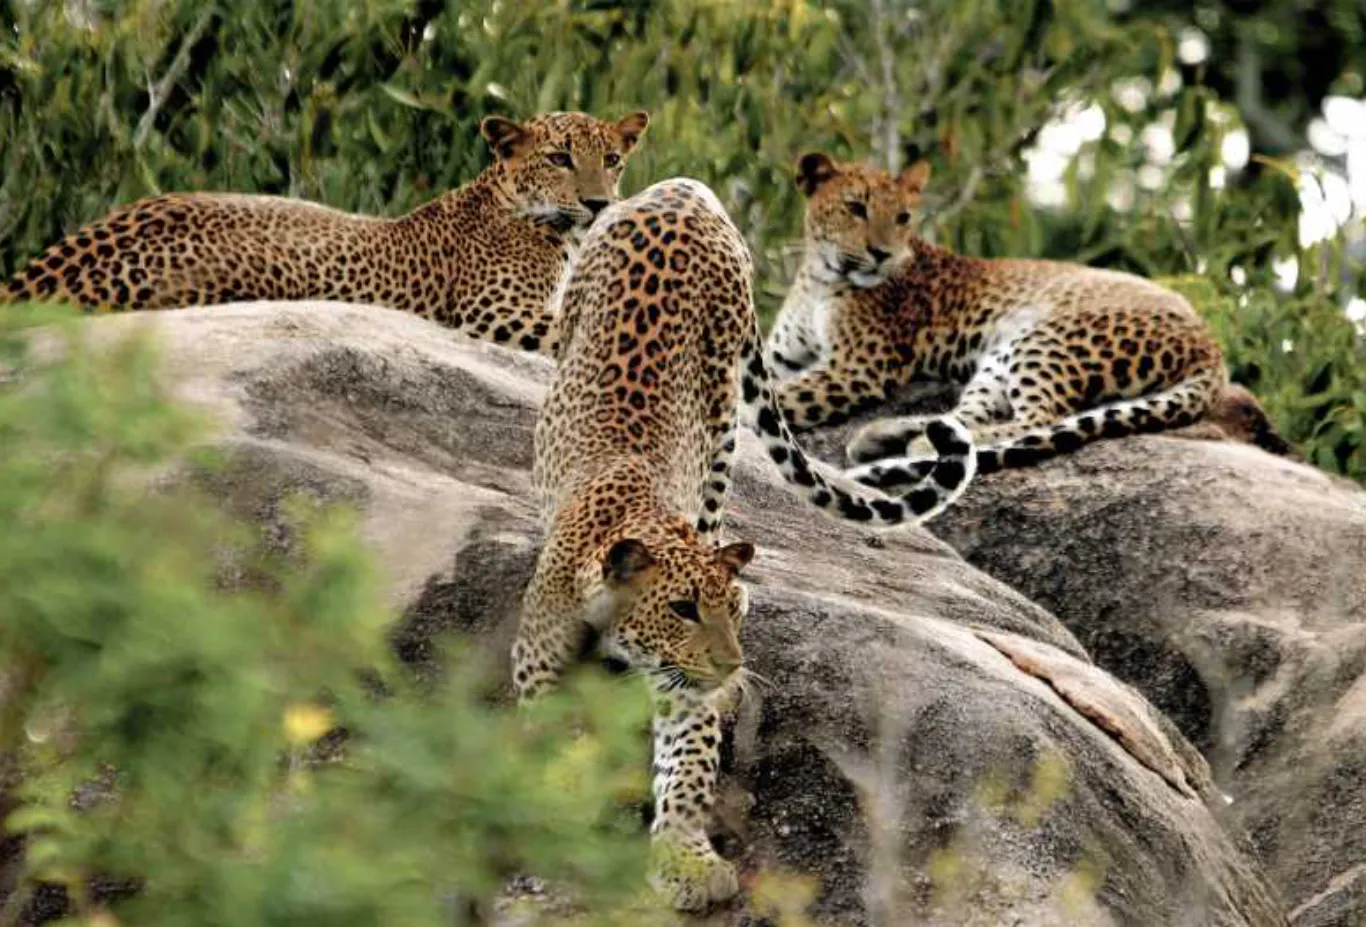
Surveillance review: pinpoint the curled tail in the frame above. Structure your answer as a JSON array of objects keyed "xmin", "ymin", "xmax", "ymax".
[
  {"xmin": 848, "ymin": 367, "xmax": 1224, "ymax": 488},
  {"xmin": 739, "ymin": 319, "xmax": 975, "ymax": 527}
]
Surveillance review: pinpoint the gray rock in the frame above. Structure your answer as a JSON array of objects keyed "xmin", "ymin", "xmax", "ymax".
[
  {"xmin": 799, "ymin": 372, "xmax": 1366, "ymax": 927},
  {"xmin": 911, "ymin": 426, "xmax": 1366, "ymax": 927},
  {"xmin": 85, "ymin": 302, "xmax": 1288, "ymax": 925}
]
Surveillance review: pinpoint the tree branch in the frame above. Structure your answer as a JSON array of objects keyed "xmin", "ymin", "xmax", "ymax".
[
  {"xmin": 928, "ymin": 164, "xmax": 984, "ymax": 228},
  {"xmin": 869, "ymin": 0, "xmax": 902, "ymax": 173},
  {"xmin": 0, "ymin": 146, "xmax": 28, "ymax": 257},
  {"xmin": 1234, "ymin": 29, "xmax": 1302, "ymax": 155},
  {"xmin": 836, "ymin": 33, "xmax": 876, "ymax": 92},
  {"xmin": 134, "ymin": 8, "xmax": 215, "ymax": 150}
]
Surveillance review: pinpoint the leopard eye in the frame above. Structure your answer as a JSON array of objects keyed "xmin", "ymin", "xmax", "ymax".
[
  {"xmin": 604, "ymin": 151, "xmax": 622, "ymax": 168},
  {"xmin": 547, "ymin": 151, "xmax": 573, "ymax": 169},
  {"xmin": 896, "ymin": 211, "xmax": 911, "ymax": 225},
  {"xmin": 846, "ymin": 200, "xmax": 868, "ymax": 219},
  {"xmin": 669, "ymin": 601, "xmax": 700, "ymax": 622}
]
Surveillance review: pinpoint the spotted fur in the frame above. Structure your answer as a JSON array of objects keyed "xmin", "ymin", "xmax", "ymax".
[
  {"xmin": 2, "ymin": 111, "xmax": 648, "ymax": 356},
  {"xmin": 516, "ymin": 178, "xmax": 974, "ymax": 911},
  {"xmin": 846, "ymin": 381, "xmax": 1293, "ymax": 489},
  {"xmin": 768, "ymin": 153, "xmax": 1245, "ymax": 484}
]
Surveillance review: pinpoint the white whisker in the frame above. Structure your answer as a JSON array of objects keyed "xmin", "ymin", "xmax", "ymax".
[{"xmin": 738, "ymin": 667, "xmax": 775, "ymax": 691}]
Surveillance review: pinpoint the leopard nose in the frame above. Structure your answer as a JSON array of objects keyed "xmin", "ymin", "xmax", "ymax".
[
  {"xmin": 867, "ymin": 246, "xmax": 891, "ymax": 263},
  {"xmin": 581, "ymin": 198, "xmax": 610, "ymax": 216}
]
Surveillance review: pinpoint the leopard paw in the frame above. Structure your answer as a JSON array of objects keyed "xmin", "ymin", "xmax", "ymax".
[
  {"xmin": 650, "ymin": 836, "xmax": 739, "ymax": 912},
  {"xmin": 847, "ymin": 414, "xmax": 935, "ymax": 464}
]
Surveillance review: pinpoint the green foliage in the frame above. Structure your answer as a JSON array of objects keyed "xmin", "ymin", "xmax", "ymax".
[
  {"xmin": 0, "ymin": 0, "xmax": 1362, "ymax": 482},
  {"xmin": 0, "ymin": 0, "xmax": 1159, "ymax": 312},
  {"xmin": 1169, "ymin": 274, "xmax": 1366, "ymax": 480},
  {"xmin": 1133, "ymin": 0, "xmax": 1366, "ymax": 156},
  {"xmin": 0, "ymin": 306, "xmax": 660, "ymax": 925}
]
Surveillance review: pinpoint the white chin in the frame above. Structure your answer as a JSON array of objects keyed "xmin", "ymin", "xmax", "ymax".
[
  {"xmin": 849, "ymin": 270, "xmax": 885, "ymax": 288},
  {"xmin": 598, "ymin": 637, "xmax": 632, "ymax": 664},
  {"xmin": 811, "ymin": 261, "xmax": 843, "ymax": 285},
  {"xmin": 525, "ymin": 203, "xmax": 588, "ymax": 229}
]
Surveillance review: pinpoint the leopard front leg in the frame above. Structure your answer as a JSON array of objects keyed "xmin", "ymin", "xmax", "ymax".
[
  {"xmin": 648, "ymin": 696, "xmax": 738, "ymax": 912},
  {"xmin": 765, "ymin": 300, "xmax": 822, "ymax": 379},
  {"xmin": 772, "ymin": 305, "xmax": 910, "ymax": 430},
  {"xmin": 775, "ymin": 361, "xmax": 896, "ymax": 431},
  {"xmin": 511, "ymin": 572, "xmax": 588, "ymax": 702}
]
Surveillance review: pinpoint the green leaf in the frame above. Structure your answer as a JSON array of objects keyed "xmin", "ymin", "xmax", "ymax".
[
  {"xmin": 379, "ymin": 84, "xmax": 428, "ymax": 111},
  {"xmin": 4, "ymin": 804, "xmax": 76, "ymax": 835}
]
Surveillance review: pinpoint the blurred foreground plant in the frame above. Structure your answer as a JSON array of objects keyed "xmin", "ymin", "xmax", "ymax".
[{"xmin": 0, "ymin": 306, "xmax": 660, "ymax": 926}]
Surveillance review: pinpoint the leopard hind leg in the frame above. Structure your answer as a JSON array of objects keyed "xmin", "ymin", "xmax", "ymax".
[{"xmin": 696, "ymin": 419, "xmax": 738, "ymax": 538}]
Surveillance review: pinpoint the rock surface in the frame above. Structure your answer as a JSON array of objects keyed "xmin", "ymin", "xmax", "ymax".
[
  {"xmin": 796, "ymin": 374, "xmax": 1366, "ymax": 927},
  {"xmin": 921, "ymin": 435, "xmax": 1366, "ymax": 927},
  {"xmin": 72, "ymin": 302, "xmax": 1294, "ymax": 925}
]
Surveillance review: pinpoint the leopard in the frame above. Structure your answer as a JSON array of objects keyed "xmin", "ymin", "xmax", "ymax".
[
  {"xmin": 2, "ymin": 111, "xmax": 648, "ymax": 357},
  {"xmin": 516, "ymin": 177, "xmax": 976, "ymax": 911},
  {"xmin": 765, "ymin": 152, "xmax": 1285, "ymax": 492}
]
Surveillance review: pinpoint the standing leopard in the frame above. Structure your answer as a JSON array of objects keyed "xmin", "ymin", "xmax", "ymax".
[
  {"xmin": 518, "ymin": 177, "xmax": 975, "ymax": 910},
  {"xmin": 766, "ymin": 152, "xmax": 1284, "ymax": 488},
  {"xmin": 2, "ymin": 111, "xmax": 647, "ymax": 356}
]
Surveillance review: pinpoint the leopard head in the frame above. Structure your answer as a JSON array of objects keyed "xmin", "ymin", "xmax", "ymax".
[
  {"xmin": 589, "ymin": 529, "xmax": 755, "ymax": 701},
  {"xmin": 481, "ymin": 110, "xmax": 650, "ymax": 232},
  {"xmin": 794, "ymin": 152, "xmax": 931, "ymax": 288}
]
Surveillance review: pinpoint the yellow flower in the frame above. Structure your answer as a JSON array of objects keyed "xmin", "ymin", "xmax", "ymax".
[{"xmin": 283, "ymin": 703, "xmax": 334, "ymax": 745}]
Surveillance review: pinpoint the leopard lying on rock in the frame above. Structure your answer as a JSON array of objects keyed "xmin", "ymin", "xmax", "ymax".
[
  {"xmin": 3, "ymin": 111, "xmax": 648, "ymax": 357},
  {"xmin": 763, "ymin": 152, "xmax": 1287, "ymax": 489}
]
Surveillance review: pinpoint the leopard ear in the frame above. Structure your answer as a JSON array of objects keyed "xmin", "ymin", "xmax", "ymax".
[
  {"xmin": 481, "ymin": 115, "xmax": 529, "ymax": 160},
  {"xmin": 796, "ymin": 152, "xmax": 839, "ymax": 196},
  {"xmin": 603, "ymin": 538, "xmax": 656, "ymax": 584},
  {"xmin": 616, "ymin": 111, "xmax": 650, "ymax": 153},
  {"xmin": 898, "ymin": 160, "xmax": 932, "ymax": 194},
  {"xmin": 716, "ymin": 542, "xmax": 756, "ymax": 576}
]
